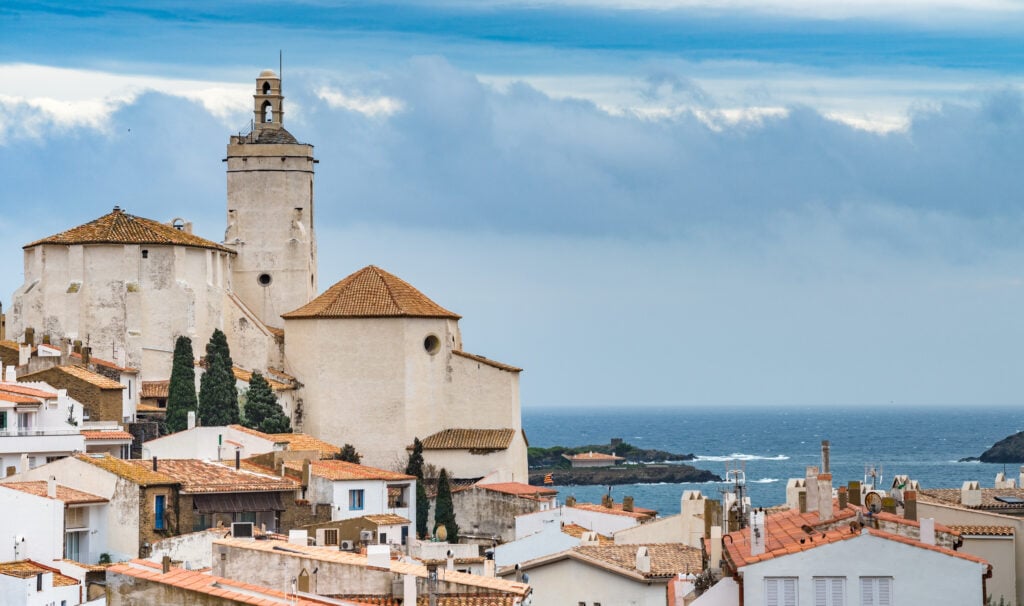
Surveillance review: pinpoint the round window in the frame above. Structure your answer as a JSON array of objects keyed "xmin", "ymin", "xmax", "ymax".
[
  {"xmin": 424, "ymin": 335, "xmax": 441, "ymax": 355},
  {"xmin": 258, "ymin": 273, "xmax": 272, "ymax": 286}
]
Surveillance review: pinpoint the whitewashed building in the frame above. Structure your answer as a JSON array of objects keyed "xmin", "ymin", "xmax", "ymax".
[{"xmin": 0, "ymin": 378, "xmax": 85, "ymax": 477}]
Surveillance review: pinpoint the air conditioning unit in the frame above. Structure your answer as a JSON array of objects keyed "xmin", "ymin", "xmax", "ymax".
[
  {"xmin": 359, "ymin": 530, "xmax": 374, "ymax": 543},
  {"xmin": 339, "ymin": 540, "xmax": 355, "ymax": 551},
  {"xmin": 231, "ymin": 522, "xmax": 254, "ymax": 538}
]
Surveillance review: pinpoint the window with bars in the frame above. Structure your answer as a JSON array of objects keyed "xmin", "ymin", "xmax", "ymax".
[
  {"xmin": 323, "ymin": 529, "xmax": 339, "ymax": 545},
  {"xmin": 859, "ymin": 577, "xmax": 892, "ymax": 606},
  {"xmin": 765, "ymin": 577, "xmax": 798, "ymax": 606},
  {"xmin": 814, "ymin": 577, "xmax": 845, "ymax": 606}
]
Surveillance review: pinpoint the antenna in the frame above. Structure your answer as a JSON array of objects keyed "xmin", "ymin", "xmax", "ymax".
[
  {"xmin": 279, "ymin": 50, "xmax": 283, "ymax": 82},
  {"xmin": 719, "ymin": 460, "xmax": 749, "ymax": 531}
]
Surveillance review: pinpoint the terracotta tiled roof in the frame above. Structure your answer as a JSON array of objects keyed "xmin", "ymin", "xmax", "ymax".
[
  {"xmin": 0, "ymin": 392, "xmax": 42, "ymax": 404},
  {"xmin": 561, "ymin": 524, "xmax": 614, "ymax": 544},
  {"xmin": 919, "ymin": 488, "xmax": 1024, "ymax": 510},
  {"xmin": 284, "ymin": 459, "xmax": 414, "ymax": 482},
  {"xmin": 722, "ymin": 505, "xmax": 986, "ymax": 569},
  {"xmin": 107, "ymin": 561, "xmax": 345, "ymax": 606},
  {"xmin": 75, "ymin": 453, "xmax": 177, "ymax": 486},
  {"xmin": 250, "ymin": 126, "xmax": 301, "ymax": 145},
  {"xmin": 22, "ymin": 365, "xmax": 125, "ymax": 390},
  {"xmin": 362, "ymin": 514, "xmax": 412, "ymax": 526},
  {"xmin": 2, "ymin": 481, "xmax": 108, "ymax": 505},
  {"xmin": 0, "ymin": 383, "xmax": 58, "ymax": 399},
  {"xmin": 226, "ymin": 424, "xmax": 288, "ymax": 443},
  {"xmin": 574, "ymin": 544, "xmax": 702, "ymax": 578},
  {"xmin": 232, "ymin": 367, "xmax": 293, "ymax": 391},
  {"xmin": 564, "ymin": 452, "xmax": 625, "ymax": 462},
  {"xmin": 129, "ymin": 459, "xmax": 298, "ymax": 493},
  {"xmin": 950, "ymin": 525, "xmax": 1015, "ymax": 536},
  {"xmin": 140, "ymin": 380, "xmax": 169, "ymax": 399},
  {"xmin": 570, "ymin": 501, "xmax": 658, "ymax": 519},
  {"xmin": 0, "ymin": 560, "xmax": 80, "ymax": 587},
  {"xmin": 452, "ymin": 351, "xmax": 522, "ymax": 373},
  {"xmin": 25, "ymin": 207, "xmax": 234, "ymax": 253},
  {"xmin": 282, "ymin": 265, "xmax": 460, "ymax": 320},
  {"xmin": 477, "ymin": 482, "xmax": 557, "ymax": 498},
  {"xmin": 137, "ymin": 403, "xmax": 166, "ymax": 413},
  {"xmin": 70, "ymin": 351, "xmax": 137, "ymax": 373},
  {"xmin": 271, "ymin": 433, "xmax": 340, "ymax": 458},
  {"xmin": 419, "ymin": 429, "xmax": 516, "ymax": 451},
  {"xmin": 81, "ymin": 429, "xmax": 134, "ymax": 441},
  {"xmin": 0, "ymin": 340, "xmax": 18, "ymax": 352},
  {"xmin": 214, "ymin": 538, "xmax": 530, "ymax": 596}
]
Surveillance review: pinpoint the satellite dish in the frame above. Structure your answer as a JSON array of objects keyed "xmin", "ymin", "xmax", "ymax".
[{"xmin": 865, "ymin": 491, "xmax": 883, "ymax": 514}]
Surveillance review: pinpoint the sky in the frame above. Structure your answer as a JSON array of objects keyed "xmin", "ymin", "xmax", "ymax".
[{"xmin": 2, "ymin": 1, "xmax": 1024, "ymax": 408}]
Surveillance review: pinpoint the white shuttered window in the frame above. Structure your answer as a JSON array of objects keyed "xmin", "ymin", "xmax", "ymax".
[
  {"xmin": 813, "ymin": 577, "xmax": 845, "ymax": 606},
  {"xmin": 766, "ymin": 577, "xmax": 798, "ymax": 606},
  {"xmin": 860, "ymin": 577, "xmax": 892, "ymax": 606}
]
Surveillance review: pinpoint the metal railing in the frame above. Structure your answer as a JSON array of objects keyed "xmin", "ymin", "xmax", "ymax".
[{"xmin": 0, "ymin": 428, "xmax": 82, "ymax": 437}]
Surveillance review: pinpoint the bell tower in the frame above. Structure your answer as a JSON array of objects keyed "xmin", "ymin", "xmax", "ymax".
[{"xmin": 225, "ymin": 70, "xmax": 318, "ymax": 328}]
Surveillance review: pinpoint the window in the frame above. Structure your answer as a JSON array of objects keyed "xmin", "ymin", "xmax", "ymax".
[
  {"xmin": 349, "ymin": 489, "xmax": 365, "ymax": 510},
  {"xmin": 860, "ymin": 577, "xmax": 892, "ymax": 606},
  {"xmin": 0, "ymin": 412, "xmax": 6, "ymax": 430},
  {"xmin": 65, "ymin": 531, "xmax": 81, "ymax": 561},
  {"xmin": 766, "ymin": 577, "xmax": 798, "ymax": 606},
  {"xmin": 323, "ymin": 529, "xmax": 339, "ymax": 546},
  {"xmin": 814, "ymin": 577, "xmax": 845, "ymax": 606},
  {"xmin": 154, "ymin": 495, "xmax": 166, "ymax": 530},
  {"xmin": 380, "ymin": 532, "xmax": 387, "ymax": 544},
  {"xmin": 65, "ymin": 507, "xmax": 85, "ymax": 529}
]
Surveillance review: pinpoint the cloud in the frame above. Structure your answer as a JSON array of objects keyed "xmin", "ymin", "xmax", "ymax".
[{"xmin": 316, "ymin": 87, "xmax": 405, "ymax": 117}]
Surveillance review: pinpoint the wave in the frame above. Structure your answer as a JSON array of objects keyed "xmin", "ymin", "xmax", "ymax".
[
  {"xmin": 695, "ymin": 453, "xmax": 790, "ymax": 462},
  {"xmin": 751, "ymin": 478, "xmax": 780, "ymax": 484}
]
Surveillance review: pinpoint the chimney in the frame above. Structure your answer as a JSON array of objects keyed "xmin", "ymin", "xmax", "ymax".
[
  {"xmin": 995, "ymin": 472, "xmax": 1008, "ymax": 489},
  {"xmin": 580, "ymin": 531, "xmax": 600, "ymax": 547},
  {"xmin": 41, "ymin": 334, "xmax": 50, "ymax": 345},
  {"xmin": 152, "ymin": 456, "xmax": 158, "ymax": 472},
  {"xmin": 904, "ymin": 491, "xmax": 918, "ymax": 521},
  {"xmin": 785, "ymin": 478, "xmax": 806, "ymax": 510},
  {"xmin": 18, "ymin": 343, "xmax": 30, "ymax": 366},
  {"xmin": 47, "ymin": 476, "xmax": 57, "ymax": 499},
  {"xmin": 881, "ymin": 496, "xmax": 897, "ymax": 514},
  {"xmin": 635, "ymin": 546, "xmax": 651, "ymax": 574},
  {"xmin": 623, "ymin": 496, "xmax": 634, "ymax": 512},
  {"xmin": 73, "ymin": 340, "xmax": 82, "ymax": 354},
  {"xmin": 302, "ymin": 459, "xmax": 311, "ymax": 488},
  {"xmin": 1019, "ymin": 466, "xmax": 1024, "ymax": 490},
  {"xmin": 601, "ymin": 494, "xmax": 613, "ymax": 508},
  {"xmin": 961, "ymin": 481, "xmax": 981, "ymax": 507},
  {"xmin": 404, "ymin": 573, "xmax": 417, "ymax": 604},
  {"xmin": 920, "ymin": 518, "xmax": 936, "ymax": 545},
  {"xmin": 805, "ymin": 466, "xmax": 820, "ymax": 513},
  {"xmin": 817, "ymin": 474, "xmax": 833, "ymax": 521},
  {"xmin": 446, "ymin": 550, "xmax": 455, "ymax": 571},
  {"xmin": 20, "ymin": 453, "xmax": 28, "ymax": 473},
  {"xmin": 23, "ymin": 326, "xmax": 34, "ymax": 347},
  {"xmin": 187, "ymin": 411, "xmax": 196, "ymax": 430},
  {"xmin": 81, "ymin": 346, "xmax": 91, "ymax": 365},
  {"xmin": 848, "ymin": 481, "xmax": 862, "ymax": 507},
  {"xmin": 162, "ymin": 555, "xmax": 171, "ymax": 574},
  {"xmin": 484, "ymin": 558, "xmax": 496, "ymax": 577},
  {"xmin": 750, "ymin": 510, "xmax": 766, "ymax": 556},
  {"xmin": 565, "ymin": 495, "xmax": 576, "ymax": 507},
  {"xmin": 798, "ymin": 491, "xmax": 807, "ymax": 513},
  {"xmin": 838, "ymin": 486, "xmax": 848, "ymax": 509},
  {"xmin": 709, "ymin": 526, "xmax": 723, "ymax": 572},
  {"xmin": 4, "ymin": 365, "xmax": 15, "ymax": 382},
  {"xmin": 821, "ymin": 440, "xmax": 830, "ymax": 474},
  {"xmin": 235, "ymin": 450, "xmax": 241, "ymax": 471}
]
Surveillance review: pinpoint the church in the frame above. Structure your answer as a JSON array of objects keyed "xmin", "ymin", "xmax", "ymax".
[{"xmin": 8, "ymin": 70, "xmax": 528, "ymax": 483}]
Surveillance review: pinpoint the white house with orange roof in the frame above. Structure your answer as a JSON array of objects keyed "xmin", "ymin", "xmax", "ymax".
[
  {"xmin": 563, "ymin": 451, "xmax": 625, "ymax": 468},
  {"xmin": 1, "ymin": 479, "xmax": 109, "ymax": 565},
  {"xmin": 0, "ymin": 560, "xmax": 83, "ymax": 606},
  {"xmin": 0, "ymin": 377, "xmax": 86, "ymax": 477},
  {"xmin": 516, "ymin": 498, "xmax": 656, "ymax": 539}
]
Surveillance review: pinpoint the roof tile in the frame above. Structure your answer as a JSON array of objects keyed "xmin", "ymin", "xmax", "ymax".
[
  {"xmin": 25, "ymin": 207, "xmax": 234, "ymax": 253},
  {"xmin": 419, "ymin": 429, "xmax": 515, "ymax": 451}
]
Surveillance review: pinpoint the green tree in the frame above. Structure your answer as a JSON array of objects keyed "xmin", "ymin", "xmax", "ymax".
[
  {"xmin": 242, "ymin": 371, "xmax": 291, "ymax": 434},
  {"xmin": 165, "ymin": 336, "xmax": 198, "ymax": 433},
  {"xmin": 433, "ymin": 468, "xmax": 459, "ymax": 543},
  {"xmin": 334, "ymin": 444, "xmax": 361, "ymax": 464},
  {"xmin": 198, "ymin": 329, "xmax": 239, "ymax": 426},
  {"xmin": 406, "ymin": 438, "xmax": 430, "ymax": 539}
]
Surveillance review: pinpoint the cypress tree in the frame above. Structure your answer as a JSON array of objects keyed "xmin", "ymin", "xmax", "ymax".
[
  {"xmin": 334, "ymin": 444, "xmax": 361, "ymax": 464},
  {"xmin": 433, "ymin": 468, "xmax": 459, "ymax": 543},
  {"xmin": 405, "ymin": 438, "xmax": 424, "ymax": 478},
  {"xmin": 165, "ymin": 336, "xmax": 197, "ymax": 433},
  {"xmin": 198, "ymin": 329, "xmax": 239, "ymax": 426},
  {"xmin": 406, "ymin": 438, "xmax": 430, "ymax": 539},
  {"xmin": 242, "ymin": 371, "xmax": 291, "ymax": 434}
]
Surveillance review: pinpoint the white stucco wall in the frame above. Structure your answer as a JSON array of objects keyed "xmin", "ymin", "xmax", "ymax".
[
  {"xmin": 615, "ymin": 514, "xmax": 685, "ymax": 545},
  {"xmin": 517, "ymin": 507, "xmax": 640, "ymax": 540},
  {"xmin": 740, "ymin": 532, "xmax": 986, "ymax": 606},
  {"xmin": 0, "ymin": 486, "xmax": 64, "ymax": 562},
  {"xmin": 506, "ymin": 557, "xmax": 667, "ymax": 606},
  {"xmin": 494, "ymin": 523, "xmax": 580, "ymax": 568},
  {"xmin": 141, "ymin": 426, "xmax": 278, "ymax": 461},
  {"xmin": 328, "ymin": 478, "xmax": 391, "ymax": 521},
  {"xmin": 0, "ymin": 571, "xmax": 81, "ymax": 606}
]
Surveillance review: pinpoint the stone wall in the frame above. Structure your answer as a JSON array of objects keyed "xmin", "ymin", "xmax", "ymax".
[
  {"xmin": 19, "ymin": 366, "xmax": 124, "ymax": 422},
  {"xmin": 280, "ymin": 500, "xmax": 332, "ymax": 532}
]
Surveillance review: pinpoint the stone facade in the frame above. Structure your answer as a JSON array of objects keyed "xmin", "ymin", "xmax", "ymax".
[{"xmin": 19, "ymin": 365, "xmax": 125, "ymax": 422}]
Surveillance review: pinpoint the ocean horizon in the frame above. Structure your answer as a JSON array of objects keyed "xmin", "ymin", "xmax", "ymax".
[{"xmin": 522, "ymin": 405, "xmax": 1024, "ymax": 516}]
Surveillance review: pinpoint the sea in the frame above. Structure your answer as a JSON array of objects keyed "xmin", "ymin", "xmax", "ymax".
[{"xmin": 523, "ymin": 405, "xmax": 1024, "ymax": 516}]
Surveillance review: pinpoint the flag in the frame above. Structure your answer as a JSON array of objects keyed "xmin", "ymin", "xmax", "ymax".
[{"xmin": 543, "ymin": 473, "xmax": 553, "ymax": 485}]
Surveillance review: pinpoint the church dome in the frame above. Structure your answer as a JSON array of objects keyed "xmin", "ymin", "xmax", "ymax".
[
  {"xmin": 282, "ymin": 265, "xmax": 460, "ymax": 320},
  {"xmin": 24, "ymin": 206, "xmax": 234, "ymax": 253},
  {"xmin": 258, "ymin": 69, "xmax": 278, "ymax": 78}
]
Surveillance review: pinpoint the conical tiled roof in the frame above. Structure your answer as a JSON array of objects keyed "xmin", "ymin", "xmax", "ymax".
[
  {"xmin": 24, "ymin": 207, "xmax": 234, "ymax": 253},
  {"xmin": 282, "ymin": 265, "xmax": 460, "ymax": 320}
]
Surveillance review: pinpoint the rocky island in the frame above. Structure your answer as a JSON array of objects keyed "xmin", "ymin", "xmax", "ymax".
[
  {"xmin": 526, "ymin": 440, "xmax": 721, "ymax": 486},
  {"xmin": 978, "ymin": 431, "xmax": 1024, "ymax": 463}
]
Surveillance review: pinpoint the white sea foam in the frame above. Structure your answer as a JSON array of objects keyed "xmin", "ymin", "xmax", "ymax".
[
  {"xmin": 695, "ymin": 453, "xmax": 790, "ymax": 462},
  {"xmin": 751, "ymin": 478, "xmax": 780, "ymax": 484}
]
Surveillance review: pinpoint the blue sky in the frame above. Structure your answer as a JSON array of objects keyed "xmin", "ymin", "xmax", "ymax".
[{"xmin": 3, "ymin": 1, "xmax": 1024, "ymax": 407}]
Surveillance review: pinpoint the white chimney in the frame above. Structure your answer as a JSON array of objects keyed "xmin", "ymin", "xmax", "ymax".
[
  {"xmin": 920, "ymin": 518, "xmax": 936, "ymax": 545},
  {"xmin": 750, "ymin": 510, "xmax": 766, "ymax": 556},
  {"xmin": 446, "ymin": 551, "xmax": 455, "ymax": 571},
  {"xmin": 961, "ymin": 481, "xmax": 981, "ymax": 507},
  {"xmin": 47, "ymin": 476, "xmax": 57, "ymax": 499},
  {"xmin": 1019, "ymin": 466, "xmax": 1024, "ymax": 490},
  {"xmin": 635, "ymin": 546, "xmax": 651, "ymax": 574},
  {"xmin": 18, "ymin": 344, "xmax": 30, "ymax": 366},
  {"xmin": 288, "ymin": 530, "xmax": 308, "ymax": 546},
  {"xmin": 995, "ymin": 472, "xmax": 1008, "ymax": 489},
  {"xmin": 805, "ymin": 466, "xmax": 820, "ymax": 513},
  {"xmin": 19, "ymin": 453, "xmax": 28, "ymax": 473},
  {"xmin": 484, "ymin": 559, "xmax": 496, "ymax": 577},
  {"xmin": 785, "ymin": 478, "xmax": 806, "ymax": 510},
  {"xmin": 680, "ymin": 490, "xmax": 707, "ymax": 548},
  {"xmin": 580, "ymin": 531, "xmax": 600, "ymax": 547},
  {"xmin": 187, "ymin": 411, "xmax": 196, "ymax": 430},
  {"xmin": 709, "ymin": 526, "xmax": 723, "ymax": 572},
  {"xmin": 817, "ymin": 474, "xmax": 833, "ymax": 522},
  {"xmin": 5, "ymin": 365, "xmax": 15, "ymax": 382},
  {"xmin": 404, "ymin": 573, "xmax": 417, "ymax": 604}
]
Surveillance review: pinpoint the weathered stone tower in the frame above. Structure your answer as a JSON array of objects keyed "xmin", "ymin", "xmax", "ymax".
[{"xmin": 225, "ymin": 70, "xmax": 317, "ymax": 328}]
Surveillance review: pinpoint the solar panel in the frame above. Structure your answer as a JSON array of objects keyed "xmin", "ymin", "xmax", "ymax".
[{"xmin": 994, "ymin": 496, "xmax": 1024, "ymax": 504}]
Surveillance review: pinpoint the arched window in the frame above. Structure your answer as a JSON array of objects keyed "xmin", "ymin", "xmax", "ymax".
[
  {"xmin": 262, "ymin": 81, "xmax": 271, "ymax": 95},
  {"xmin": 262, "ymin": 100, "xmax": 273, "ymax": 123}
]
